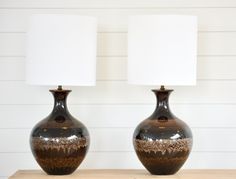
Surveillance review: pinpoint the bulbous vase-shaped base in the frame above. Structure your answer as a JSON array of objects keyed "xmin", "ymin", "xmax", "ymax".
[
  {"xmin": 133, "ymin": 89, "xmax": 193, "ymax": 175},
  {"xmin": 30, "ymin": 89, "xmax": 90, "ymax": 175}
]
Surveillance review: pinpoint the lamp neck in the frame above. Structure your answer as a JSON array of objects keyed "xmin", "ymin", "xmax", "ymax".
[
  {"xmin": 150, "ymin": 87, "xmax": 175, "ymax": 120},
  {"xmin": 49, "ymin": 86, "xmax": 71, "ymax": 114}
]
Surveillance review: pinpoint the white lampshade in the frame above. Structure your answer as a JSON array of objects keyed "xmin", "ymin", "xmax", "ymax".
[
  {"xmin": 128, "ymin": 15, "xmax": 197, "ymax": 86},
  {"xmin": 26, "ymin": 14, "xmax": 97, "ymax": 86}
]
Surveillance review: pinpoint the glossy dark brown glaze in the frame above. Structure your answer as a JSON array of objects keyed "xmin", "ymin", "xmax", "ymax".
[
  {"xmin": 133, "ymin": 89, "xmax": 192, "ymax": 175},
  {"xmin": 30, "ymin": 89, "xmax": 89, "ymax": 175}
]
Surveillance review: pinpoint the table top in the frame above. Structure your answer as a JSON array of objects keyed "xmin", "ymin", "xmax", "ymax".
[{"xmin": 9, "ymin": 169, "xmax": 236, "ymax": 179}]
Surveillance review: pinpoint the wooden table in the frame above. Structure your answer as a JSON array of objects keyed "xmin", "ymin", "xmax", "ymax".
[{"xmin": 9, "ymin": 169, "xmax": 236, "ymax": 179}]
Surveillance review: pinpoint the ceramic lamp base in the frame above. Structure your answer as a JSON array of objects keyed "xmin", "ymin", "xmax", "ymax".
[
  {"xmin": 133, "ymin": 87, "xmax": 192, "ymax": 175},
  {"xmin": 30, "ymin": 87, "xmax": 90, "ymax": 175}
]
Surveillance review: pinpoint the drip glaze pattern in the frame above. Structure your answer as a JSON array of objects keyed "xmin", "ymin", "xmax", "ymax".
[
  {"xmin": 133, "ymin": 89, "xmax": 193, "ymax": 175},
  {"xmin": 30, "ymin": 89, "xmax": 89, "ymax": 175}
]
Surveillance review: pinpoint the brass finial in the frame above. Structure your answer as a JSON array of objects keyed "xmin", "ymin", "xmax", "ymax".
[
  {"xmin": 160, "ymin": 85, "xmax": 165, "ymax": 90},
  {"xmin": 57, "ymin": 85, "xmax": 63, "ymax": 90}
]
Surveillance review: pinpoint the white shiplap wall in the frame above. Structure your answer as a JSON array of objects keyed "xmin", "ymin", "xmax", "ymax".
[{"xmin": 1, "ymin": 0, "xmax": 236, "ymax": 178}]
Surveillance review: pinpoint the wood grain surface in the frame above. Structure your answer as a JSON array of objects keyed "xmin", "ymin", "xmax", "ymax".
[{"xmin": 9, "ymin": 170, "xmax": 236, "ymax": 179}]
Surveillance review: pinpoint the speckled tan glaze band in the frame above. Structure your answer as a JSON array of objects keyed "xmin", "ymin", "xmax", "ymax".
[
  {"xmin": 134, "ymin": 138, "xmax": 192, "ymax": 155},
  {"xmin": 32, "ymin": 137, "xmax": 89, "ymax": 153}
]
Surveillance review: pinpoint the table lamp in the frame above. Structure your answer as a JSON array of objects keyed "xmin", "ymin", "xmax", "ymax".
[
  {"xmin": 26, "ymin": 14, "xmax": 97, "ymax": 175},
  {"xmin": 128, "ymin": 15, "xmax": 197, "ymax": 175}
]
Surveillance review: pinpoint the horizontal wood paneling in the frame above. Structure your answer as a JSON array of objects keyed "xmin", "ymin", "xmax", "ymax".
[
  {"xmin": 0, "ymin": 57, "xmax": 24, "ymax": 80},
  {"xmin": 0, "ymin": 0, "xmax": 236, "ymax": 8},
  {"xmin": 1, "ymin": 32, "xmax": 236, "ymax": 57},
  {"xmin": 1, "ymin": 56, "xmax": 236, "ymax": 81},
  {"xmin": 0, "ymin": 104, "xmax": 236, "ymax": 129},
  {"xmin": 0, "ymin": 8, "xmax": 236, "ymax": 32},
  {"xmin": 197, "ymin": 57, "xmax": 236, "ymax": 80},
  {"xmin": 0, "ymin": 153, "xmax": 39, "ymax": 177},
  {"xmin": 0, "ymin": 33, "xmax": 25, "ymax": 56},
  {"xmin": 0, "ymin": 81, "xmax": 234, "ymax": 104},
  {"xmin": 0, "ymin": 0, "xmax": 236, "ymax": 175},
  {"xmin": 198, "ymin": 32, "xmax": 236, "ymax": 56},
  {"xmin": 1, "ymin": 152, "xmax": 236, "ymax": 177},
  {"xmin": 0, "ymin": 128, "xmax": 235, "ymax": 152}
]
